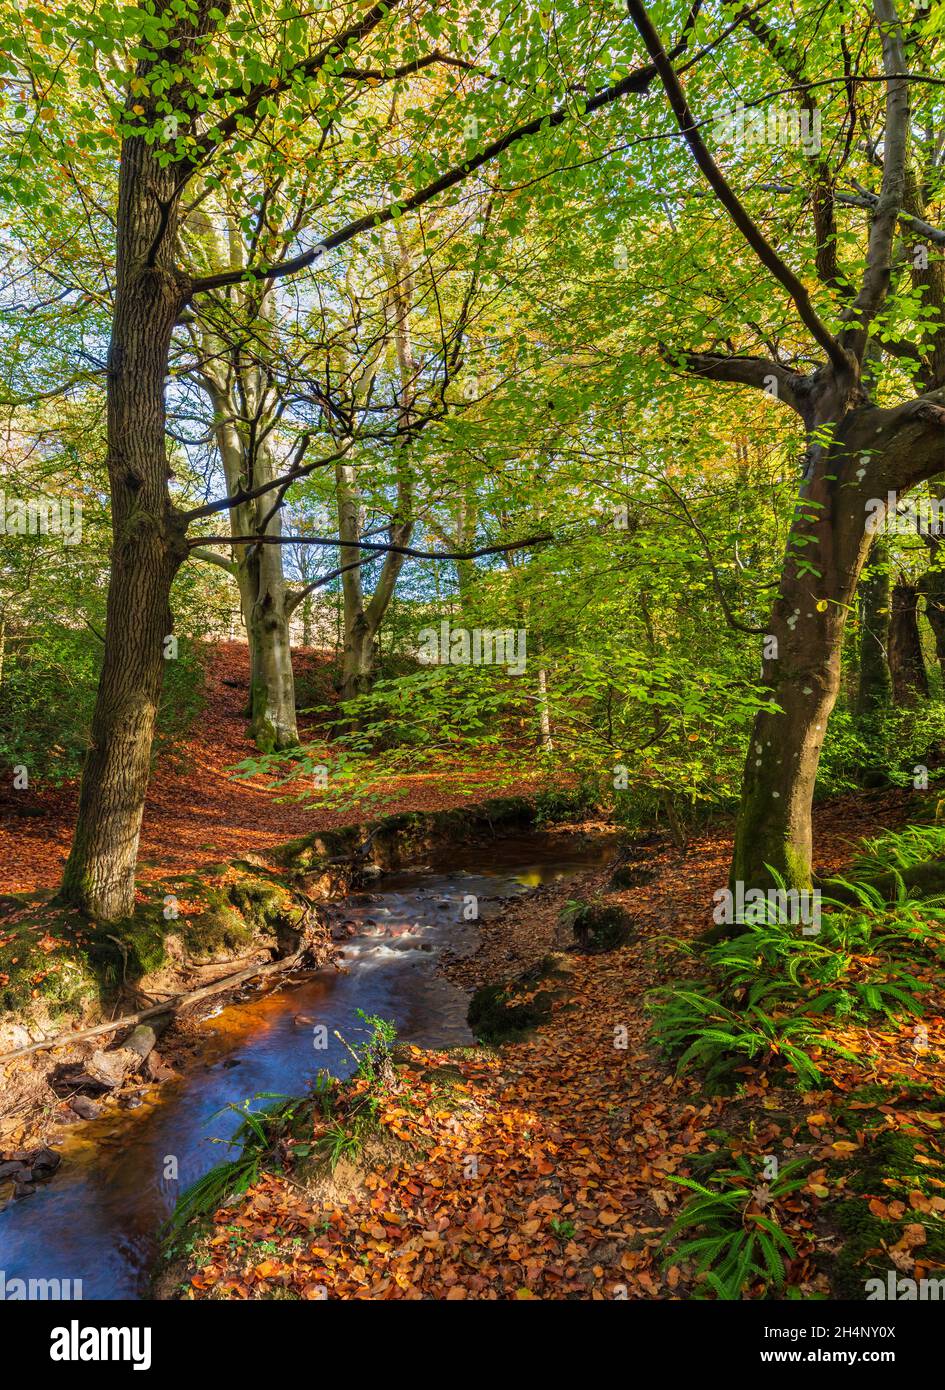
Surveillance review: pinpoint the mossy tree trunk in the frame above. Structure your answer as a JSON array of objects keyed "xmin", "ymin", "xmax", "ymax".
[
  {"xmin": 337, "ymin": 230, "xmax": 417, "ymax": 705},
  {"xmin": 731, "ymin": 399, "xmax": 945, "ymax": 893},
  {"xmin": 196, "ymin": 344, "xmax": 299, "ymax": 752},
  {"xmin": 60, "ymin": 36, "xmax": 197, "ymax": 920}
]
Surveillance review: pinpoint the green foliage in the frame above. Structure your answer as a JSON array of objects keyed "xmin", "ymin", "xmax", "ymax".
[
  {"xmin": 315, "ymin": 1119, "xmax": 365, "ymax": 1172},
  {"xmin": 559, "ymin": 895, "xmax": 633, "ymax": 952},
  {"xmin": 312, "ymin": 1013, "xmax": 400, "ymax": 1170},
  {"xmin": 649, "ymin": 863, "xmax": 945, "ymax": 1088},
  {"xmin": 816, "ymin": 704, "xmax": 945, "ymax": 796},
  {"xmin": 0, "ymin": 620, "xmax": 207, "ymax": 786},
  {"xmin": 648, "ymin": 987, "xmax": 838, "ymax": 1089},
  {"xmin": 662, "ymin": 1157, "xmax": 809, "ymax": 1299},
  {"xmin": 165, "ymin": 1095, "xmax": 304, "ymax": 1236},
  {"xmin": 850, "ymin": 822, "xmax": 945, "ymax": 877},
  {"xmin": 349, "ymin": 1009, "xmax": 398, "ymax": 1085}
]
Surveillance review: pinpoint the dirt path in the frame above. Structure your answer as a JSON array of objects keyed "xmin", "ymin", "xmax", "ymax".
[{"xmin": 0, "ymin": 642, "xmax": 538, "ymax": 895}]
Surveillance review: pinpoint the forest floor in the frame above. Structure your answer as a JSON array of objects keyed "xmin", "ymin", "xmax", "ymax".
[
  {"xmin": 4, "ymin": 640, "xmax": 945, "ymax": 1299},
  {"xmin": 0, "ymin": 641, "xmax": 537, "ymax": 895},
  {"xmin": 161, "ymin": 785, "xmax": 945, "ymax": 1301}
]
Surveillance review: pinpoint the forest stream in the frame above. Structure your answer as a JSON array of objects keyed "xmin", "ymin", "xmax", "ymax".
[{"xmin": 0, "ymin": 830, "xmax": 612, "ymax": 1300}]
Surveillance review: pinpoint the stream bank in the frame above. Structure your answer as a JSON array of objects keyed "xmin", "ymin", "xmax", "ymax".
[
  {"xmin": 0, "ymin": 814, "xmax": 612, "ymax": 1298},
  {"xmin": 0, "ymin": 795, "xmax": 565, "ymax": 1152},
  {"xmin": 156, "ymin": 808, "xmax": 945, "ymax": 1302}
]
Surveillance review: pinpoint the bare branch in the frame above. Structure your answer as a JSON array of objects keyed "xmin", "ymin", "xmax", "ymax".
[
  {"xmin": 661, "ymin": 347, "xmax": 808, "ymax": 417},
  {"xmin": 760, "ymin": 181, "xmax": 945, "ymax": 245},
  {"xmin": 188, "ymin": 533, "xmax": 552, "ymax": 562},
  {"xmin": 189, "ymin": 547, "xmax": 238, "ymax": 576}
]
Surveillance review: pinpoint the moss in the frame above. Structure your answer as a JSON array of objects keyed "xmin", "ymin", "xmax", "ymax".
[
  {"xmin": 561, "ymin": 899, "xmax": 633, "ymax": 953},
  {"xmin": 227, "ymin": 877, "xmax": 289, "ymax": 931},
  {"xmin": 274, "ymin": 796, "xmax": 540, "ymax": 873},
  {"xmin": 845, "ymin": 1131, "xmax": 921, "ymax": 1195},
  {"xmin": 0, "ymin": 862, "xmax": 311, "ymax": 1025},
  {"xmin": 467, "ymin": 982, "xmax": 557, "ymax": 1044},
  {"xmin": 825, "ymin": 1126, "xmax": 945, "ymax": 1297},
  {"xmin": 782, "ymin": 840, "xmax": 812, "ymax": 892},
  {"xmin": 532, "ymin": 784, "xmax": 598, "ymax": 825},
  {"xmin": 0, "ymin": 897, "xmax": 170, "ymax": 1019}
]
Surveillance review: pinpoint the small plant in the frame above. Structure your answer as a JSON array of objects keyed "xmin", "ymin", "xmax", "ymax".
[
  {"xmin": 164, "ymin": 1093, "xmax": 302, "ymax": 1236},
  {"xmin": 649, "ymin": 861, "xmax": 944, "ymax": 1088},
  {"xmin": 315, "ymin": 1119, "xmax": 364, "ymax": 1171},
  {"xmin": 312, "ymin": 1013, "xmax": 400, "ymax": 1170},
  {"xmin": 662, "ymin": 1156, "xmax": 809, "ymax": 1299},
  {"xmin": 850, "ymin": 823, "xmax": 945, "ymax": 878},
  {"xmin": 550, "ymin": 1217, "xmax": 576, "ymax": 1242},
  {"xmin": 352, "ymin": 1010, "xmax": 398, "ymax": 1084},
  {"xmin": 559, "ymin": 895, "xmax": 632, "ymax": 952},
  {"xmin": 647, "ymin": 986, "xmax": 842, "ymax": 1088}
]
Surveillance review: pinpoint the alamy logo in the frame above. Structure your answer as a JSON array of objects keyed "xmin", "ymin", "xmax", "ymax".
[
  {"xmin": 712, "ymin": 882, "xmax": 821, "ymax": 934},
  {"xmin": 0, "ymin": 1270, "xmax": 82, "ymax": 1299},
  {"xmin": 866, "ymin": 1270, "xmax": 945, "ymax": 1300},
  {"xmin": 865, "ymin": 491, "xmax": 945, "ymax": 537},
  {"xmin": 50, "ymin": 1320, "xmax": 151, "ymax": 1371},
  {"xmin": 417, "ymin": 620, "xmax": 527, "ymax": 675},
  {"xmin": 0, "ymin": 492, "xmax": 82, "ymax": 545},
  {"xmin": 714, "ymin": 101, "xmax": 822, "ymax": 155}
]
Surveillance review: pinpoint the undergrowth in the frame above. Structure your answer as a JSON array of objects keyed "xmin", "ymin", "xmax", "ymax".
[{"xmin": 648, "ymin": 870, "xmax": 945, "ymax": 1091}]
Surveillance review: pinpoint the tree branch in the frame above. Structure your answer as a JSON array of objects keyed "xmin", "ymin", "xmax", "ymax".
[
  {"xmin": 839, "ymin": 0, "xmax": 911, "ymax": 360},
  {"xmin": 760, "ymin": 182, "xmax": 945, "ymax": 245},
  {"xmin": 189, "ymin": 546, "xmax": 238, "ymax": 576},
  {"xmin": 190, "ymin": 1, "xmax": 403, "ymax": 169},
  {"xmin": 188, "ymin": 533, "xmax": 552, "ymax": 562},
  {"xmin": 661, "ymin": 347, "xmax": 809, "ymax": 417},
  {"xmin": 187, "ymin": 24, "xmax": 706, "ymax": 298},
  {"xmin": 625, "ymin": 0, "xmax": 852, "ymax": 379}
]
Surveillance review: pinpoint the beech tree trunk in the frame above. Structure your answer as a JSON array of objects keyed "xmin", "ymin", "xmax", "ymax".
[
  {"xmin": 201, "ymin": 374, "xmax": 299, "ymax": 752},
  {"xmin": 918, "ymin": 486, "xmax": 945, "ymax": 683},
  {"xmin": 337, "ymin": 460, "xmax": 411, "ymax": 703},
  {"xmin": 856, "ymin": 541, "xmax": 892, "ymax": 716},
  {"xmin": 244, "ymin": 528, "xmax": 299, "ymax": 751},
  {"xmin": 889, "ymin": 577, "xmax": 929, "ymax": 705},
  {"xmin": 732, "ymin": 455, "xmax": 872, "ymax": 890},
  {"xmin": 338, "ymin": 229, "xmax": 417, "ymax": 705},
  {"xmin": 60, "ymin": 126, "xmax": 189, "ymax": 919},
  {"xmin": 920, "ymin": 564, "xmax": 945, "ymax": 682},
  {"xmin": 732, "ymin": 396, "xmax": 945, "ymax": 891}
]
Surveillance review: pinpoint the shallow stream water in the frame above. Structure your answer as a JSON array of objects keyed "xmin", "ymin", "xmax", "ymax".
[{"xmin": 0, "ymin": 830, "xmax": 611, "ymax": 1299}]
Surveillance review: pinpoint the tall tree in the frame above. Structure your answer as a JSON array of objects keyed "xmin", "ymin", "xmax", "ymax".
[
  {"xmin": 627, "ymin": 0, "xmax": 945, "ymax": 890},
  {"xmin": 0, "ymin": 0, "xmax": 699, "ymax": 918}
]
